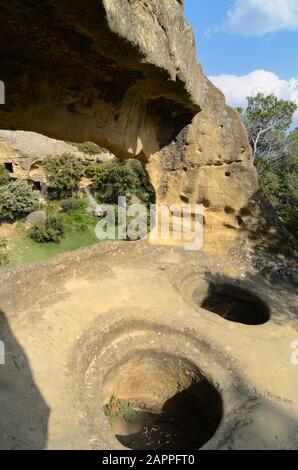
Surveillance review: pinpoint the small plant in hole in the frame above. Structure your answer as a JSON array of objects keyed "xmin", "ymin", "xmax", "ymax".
[
  {"xmin": 103, "ymin": 394, "xmax": 119, "ymax": 424},
  {"xmin": 103, "ymin": 394, "xmax": 138, "ymax": 424},
  {"xmin": 119, "ymin": 401, "xmax": 138, "ymax": 423}
]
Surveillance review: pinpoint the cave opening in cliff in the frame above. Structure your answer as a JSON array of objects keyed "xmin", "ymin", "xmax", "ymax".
[
  {"xmin": 102, "ymin": 352, "xmax": 223, "ymax": 450},
  {"xmin": 4, "ymin": 162, "xmax": 13, "ymax": 173}
]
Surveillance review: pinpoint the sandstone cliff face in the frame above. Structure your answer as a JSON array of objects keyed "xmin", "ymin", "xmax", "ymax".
[
  {"xmin": 0, "ymin": 130, "xmax": 111, "ymax": 184},
  {"xmin": 0, "ymin": 0, "xmax": 288, "ymax": 248}
]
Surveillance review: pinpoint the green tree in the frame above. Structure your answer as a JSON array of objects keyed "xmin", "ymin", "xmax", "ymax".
[
  {"xmin": 127, "ymin": 159, "xmax": 155, "ymax": 203},
  {"xmin": 0, "ymin": 164, "xmax": 10, "ymax": 186},
  {"xmin": 0, "ymin": 180, "xmax": 39, "ymax": 220},
  {"xmin": 237, "ymin": 94, "xmax": 298, "ymax": 238},
  {"xmin": 43, "ymin": 154, "xmax": 84, "ymax": 198},
  {"xmin": 267, "ymin": 129, "xmax": 298, "ymax": 237},
  {"xmin": 86, "ymin": 158, "xmax": 145, "ymax": 204}
]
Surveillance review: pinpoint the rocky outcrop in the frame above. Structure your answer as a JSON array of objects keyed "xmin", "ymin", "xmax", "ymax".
[
  {"xmin": 0, "ymin": 0, "xmax": 290, "ymax": 249},
  {"xmin": 0, "ymin": 2, "xmax": 297, "ymax": 451},
  {"xmin": 0, "ymin": 241, "xmax": 297, "ymax": 449},
  {"xmin": 0, "ymin": 130, "xmax": 112, "ymax": 186}
]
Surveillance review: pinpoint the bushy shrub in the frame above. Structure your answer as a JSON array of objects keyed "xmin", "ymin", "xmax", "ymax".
[
  {"xmin": 0, "ymin": 164, "xmax": 10, "ymax": 186},
  {"xmin": 73, "ymin": 141, "xmax": 104, "ymax": 155},
  {"xmin": 0, "ymin": 236, "xmax": 9, "ymax": 267},
  {"xmin": 63, "ymin": 209, "xmax": 95, "ymax": 229},
  {"xmin": 43, "ymin": 154, "xmax": 84, "ymax": 198},
  {"xmin": 61, "ymin": 198, "xmax": 87, "ymax": 213},
  {"xmin": 0, "ymin": 180, "xmax": 39, "ymax": 220},
  {"xmin": 86, "ymin": 158, "xmax": 155, "ymax": 205},
  {"xmin": 0, "ymin": 252, "xmax": 9, "ymax": 267},
  {"xmin": 29, "ymin": 216, "xmax": 65, "ymax": 243},
  {"xmin": 60, "ymin": 197, "xmax": 94, "ymax": 230},
  {"xmin": 127, "ymin": 160, "xmax": 155, "ymax": 203},
  {"xmin": 0, "ymin": 236, "xmax": 7, "ymax": 249},
  {"xmin": 279, "ymin": 207, "xmax": 298, "ymax": 239}
]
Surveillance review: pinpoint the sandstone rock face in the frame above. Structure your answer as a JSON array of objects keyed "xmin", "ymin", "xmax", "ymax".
[
  {"xmin": 0, "ymin": 2, "xmax": 297, "ymax": 452},
  {"xmin": 0, "ymin": 0, "xmax": 288, "ymax": 249},
  {"xmin": 0, "ymin": 242, "xmax": 297, "ymax": 449},
  {"xmin": 0, "ymin": 130, "xmax": 112, "ymax": 183}
]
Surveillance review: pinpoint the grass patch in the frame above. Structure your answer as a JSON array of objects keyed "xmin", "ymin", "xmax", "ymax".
[
  {"xmin": 119, "ymin": 401, "xmax": 139, "ymax": 423},
  {"xmin": 3, "ymin": 197, "xmax": 138, "ymax": 267},
  {"xmin": 8, "ymin": 220, "xmax": 100, "ymax": 266}
]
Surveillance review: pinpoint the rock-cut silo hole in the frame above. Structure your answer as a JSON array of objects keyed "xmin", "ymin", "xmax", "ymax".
[
  {"xmin": 102, "ymin": 352, "xmax": 223, "ymax": 450},
  {"xmin": 193, "ymin": 283, "xmax": 270, "ymax": 325}
]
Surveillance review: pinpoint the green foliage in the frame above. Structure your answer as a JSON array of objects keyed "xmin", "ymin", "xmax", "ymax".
[
  {"xmin": 0, "ymin": 236, "xmax": 7, "ymax": 249},
  {"xmin": 61, "ymin": 198, "xmax": 87, "ymax": 213},
  {"xmin": 279, "ymin": 207, "xmax": 298, "ymax": 238},
  {"xmin": 103, "ymin": 394, "xmax": 138, "ymax": 424},
  {"xmin": 33, "ymin": 197, "xmax": 96, "ymax": 241},
  {"xmin": 86, "ymin": 158, "xmax": 138, "ymax": 203},
  {"xmin": 127, "ymin": 159, "xmax": 156, "ymax": 203},
  {"xmin": 119, "ymin": 401, "xmax": 138, "ymax": 423},
  {"xmin": 86, "ymin": 158, "xmax": 155, "ymax": 204},
  {"xmin": 63, "ymin": 208, "xmax": 95, "ymax": 229},
  {"xmin": 103, "ymin": 394, "xmax": 119, "ymax": 423},
  {"xmin": 238, "ymin": 94, "xmax": 297, "ymax": 238},
  {"xmin": 255, "ymin": 129, "xmax": 298, "ymax": 237},
  {"xmin": 43, "ymin": 154, "xmax": 84, "ymax": 198},
  {"xmin": 0, "ymin": 252, "xmax": 9, "ymax": 267},
  {"xmin": 0, "ymin": 236, "xmax": 9, "ymax": 267},
  {"xmin": 29, "ymin": 216, "xmax": 65, "ymax": 243},
  {"xmin": 0, "ymin": 164, "xmax": 10, "ymax": 186},
  {"xmin": 0, "ymin": 180, "xmax": 39, "ymax": 220},
  {"xmin": 60, "ymin": 197, "xmax": 95, "ymax": 230},
  {"xmin": 237, "ymin": 93, "xmax": 297, "ymax": 160},
  {"xmin": 9, "ymin": 220, "xmax": 99, "ymax": 266},
  {"xmin": 71, "ymin": 141, "xmax": 104, "ymax": 155}
]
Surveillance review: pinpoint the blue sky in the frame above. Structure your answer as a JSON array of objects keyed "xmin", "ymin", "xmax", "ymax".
[{"xmin": 184, "ymin": 0, "xmax": 298, "ymax": 124}]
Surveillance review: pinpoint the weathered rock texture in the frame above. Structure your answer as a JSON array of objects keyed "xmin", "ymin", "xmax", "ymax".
[
  {"xmin": 0, "ymin": 242, "xmax": 297, "ymax": 449},
  {"xmin": 0, "ymin": 1, "xmax": 297, "ymax": 452},
  {"xmin": 0, "ymin": 0, "xmax": 289, "ymax": 248},
  {"xmin": 0, "ymin": 130, "xmax": 112, "ymax": 186}
]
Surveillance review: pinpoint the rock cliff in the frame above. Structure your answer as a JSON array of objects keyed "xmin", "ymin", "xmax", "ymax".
[{"xmin": 0, "ymin": 0, "xmax": 290, "ymax": 249}]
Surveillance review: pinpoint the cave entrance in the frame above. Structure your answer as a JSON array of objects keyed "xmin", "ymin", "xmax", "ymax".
[
  {"xmin": 4, "ymin": 162, "xmax": 13, "ymax": 173},
  {"xmin": 32, "ymin": 181, "xmax": 41, "ymax": 191}
]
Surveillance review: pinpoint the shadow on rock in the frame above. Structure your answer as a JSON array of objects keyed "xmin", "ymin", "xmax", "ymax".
[{"xmin": 0, "ymin": 309, "xmax": 50, "ymax": 449}]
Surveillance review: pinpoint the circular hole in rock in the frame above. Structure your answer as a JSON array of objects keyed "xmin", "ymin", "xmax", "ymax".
[
  {"xmin": 102, "ymin": 352, "xmax": 223, "ymax": 450},
  {"xmin": 195, "ymin": 283, "xmax": 270, "ymax": 325},
  {"xmin": 224, "ymin": 206, "xmax": 235, "ymax": 214}
]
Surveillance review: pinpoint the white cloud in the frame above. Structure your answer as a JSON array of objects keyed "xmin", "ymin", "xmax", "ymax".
[
  {"xmin": 220, "ymin": 0, "xmax": 298, "ymax": 36},
  {"xmin": 209, "ymin": 70, "xmax": 298, "ymax": 126}
]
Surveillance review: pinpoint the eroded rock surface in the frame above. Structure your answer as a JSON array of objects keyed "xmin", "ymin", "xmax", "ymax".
[
  {"xmin": 0, "ymin": 130, "xmax": 112, "ymax": 185},
  {"xmin": 0, "ymin": 0, "xmax": 290, "ymax": 249},
  {"xmin": 0, "ymin": 242, "xmax": 297, "ymax": 449},
  {"xmin": 0, "ymin": 0, "xmax": 297, "ymax": 451}
]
